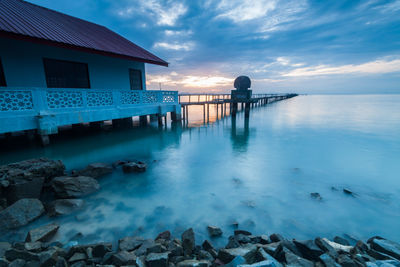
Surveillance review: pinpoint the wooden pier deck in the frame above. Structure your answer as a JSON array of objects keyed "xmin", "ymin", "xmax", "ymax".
[{"xmin": 179, "ymin": 93, "xmax": 297, "ymax": 123}]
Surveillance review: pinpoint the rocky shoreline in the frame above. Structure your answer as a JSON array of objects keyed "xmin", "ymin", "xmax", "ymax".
[
  {"xmin": 1, "ymin": 158, "xmax": 400, "ymax": 266},
  {"xmin": 0, "ymin": 225, "xmax": 400, "ymax": 267}
]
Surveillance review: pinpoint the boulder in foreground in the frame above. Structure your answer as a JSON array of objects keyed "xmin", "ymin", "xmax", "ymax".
[
  {"xmin": 51, "ymin": 176, "xmax": 100, "ymax": 198},
  {"xmin": 47, "ymin": 199, "xmax": 84, "ymax": 217},
  {"xmin": 0, "ymin": 198, "xmax": 44, "ymax": 229},
  {"xmin": 26, "ymin": 223, "xmax": 59, "ymax": 242},
  {"xmin": 74, "ymin": 163, "xmax": 112, "ymax": 178},
  {"xmin": 122, "ymin": 161, "xmax": 147, "ymax": 173}
]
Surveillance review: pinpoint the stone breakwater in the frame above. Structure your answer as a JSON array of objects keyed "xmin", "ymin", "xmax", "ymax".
[
  {"xmin": 0, "ymin": 226, "xmax": 400, "ymax": 267},
  {"xmin": 1, "ymin": 158, "xmax": 400, "ymax": 266}
]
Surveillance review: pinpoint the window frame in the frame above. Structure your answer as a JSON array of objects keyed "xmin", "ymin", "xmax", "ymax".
[
  {"xmin": 0, "ymin": 58, "xmax": 6, "ymax": 87},
  {"xmin": 43, "ymin": 58, "xmax": 91, "ymax": 89},
  {"xmin": 129, "ymin": 68, "xmax": 143, "ymax": 90}
]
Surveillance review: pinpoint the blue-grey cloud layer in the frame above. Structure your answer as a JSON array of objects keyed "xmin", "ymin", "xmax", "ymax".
[{"xmin": 29, "ymin": 0, "xmax": 400, "ymax": 93}]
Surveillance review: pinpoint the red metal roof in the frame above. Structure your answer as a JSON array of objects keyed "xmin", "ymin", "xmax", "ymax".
[{"xmin": 0, "ymin": 0, "xmax": 168, "ymax": 66}]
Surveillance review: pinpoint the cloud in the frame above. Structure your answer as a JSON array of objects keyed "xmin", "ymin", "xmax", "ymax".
[
  {"xmin": 282, "ymin": 58, "xmax": 400, "ymax": 77},
  {"xmin": 215, "ymin": 0, "xmax": 277, "ymax": 23},
  {"xmin": 147, "ymin": 73, "xmax": 233, "ymax": 88},
  {"xmin": 153, "ymin": 42, "xmax": 195, "ymax": 51},
  {"xmin": 117, "ymin": 0, "xmax": 187, "ymax": 26}
]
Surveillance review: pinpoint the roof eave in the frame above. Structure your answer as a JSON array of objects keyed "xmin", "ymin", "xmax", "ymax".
[{"xmin": 0, "ymin": 30, "xmax": 169, "ymax": 67}]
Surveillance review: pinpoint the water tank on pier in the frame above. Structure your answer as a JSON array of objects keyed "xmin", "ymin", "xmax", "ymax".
[{"xmin": 232, "ymin": 76, "xmax": 252, "ymax": 100}]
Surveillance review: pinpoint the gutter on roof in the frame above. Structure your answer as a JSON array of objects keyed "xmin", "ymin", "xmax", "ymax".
[{"xmin": 0, "ymin": 30, "xmax": 169, "ymax": 67}]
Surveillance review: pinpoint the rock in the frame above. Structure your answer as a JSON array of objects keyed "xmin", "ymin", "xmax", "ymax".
[
  {"xmin": 26, "ymin": 223, "xmax": 59, "ymax": 242},
  {"xmin": 198, "ymin": 250, "xmax": 214, "ymax": 261},
  {"xmin": 112, "ymin": 250, "xmax": 136, "ymax": 266},
  {"xmin": 75, "ymin": 163, "xmax": 113, "ymax": 178},
  {"xmin": 146, "ymin": 244, "xmax": 164, "ymax": 254},
  {"xmin": 254, "ymin": 235, "xmax": 270, "ymax": 245},
  {"xmin": 367, "ymin": 260, "xmax": 400, "ymax": 267},
  {"xmin": 0, "ymin": 242, "xmax": 11, "ymax": 257},
  {"xmin": 112, "ymin": 160, "xmax": 129, "ymax": 168},
  {"xmin": 224, "ymin": 256, "xmax": 246, "ymax": 267},
  {"xmin": 47, "ymin": 199, "xmax": 85, "ymax": 217},
  {"xmin": 322, "ymin": 238, "xmax": 353, "ymax": 253},
  {"xmin": 122, "ymin": 161, "xmax": 147, "ymax": 173},
  {"xmin": 0, "ymin": 258, "xmax": 9, "ymax": 267},
  {"xmin": 235, "ymin": 230, "xmax": 252, "ymax": 236},
  {"xmin": 319, "ymin": 253, "xmax": 340, "ymax": 267},
  {"xmin": 1, "ymin": 158, "xmax": 65, "ymax": 182},
  {"xmin": 270, "ymin": 234, "xmax": 284, "ymax": 243},
  {"xmin": 92, "ymin": 243, "xmax": 112, "ymax": 258},
  {"xmin": 207, "ymin": 226, "xmax": 222, "ymax": 237},
  {"xmin": 310, "ymin": 192, "xmax": 322, "ymax": 201},
  {"xmin": 343, "ymin": 188, "xmax": 355, "ymax": 196},
  {"xmin": 135, "ymin": 239, "xmax": 157, "ymax": 256},
  {"xmin": 68, "ymin": 252, "xmax": 86, "ymax": 263},
  {"xmin": 24, "ymin": 242, "xmax": 42, "ymax": 253},
  {"xmin": 5, "ymin": 248, "xmax": 40, "ymax": 262},
  {"xmin": 5, "ymin": 176, "xmax": 44, "ymax": 205},
  {"xmin": 370, "ymin": 238, "xmax": 400, "ymax": 260},
  {"xmin": 145, "ymin": 252, "xmax": 169, "ymax": 267},
  {"xmin": 238, "ymin": 260, "xmax": 282, "ymax": 267},
  {"xmin": 273, "ymin": 240, "xmax": 302, "ymax": 262},
  {"xmin": 333, "ymin": 236, "xmax": 350, "ymax": 246},
  {"xmin": 156, "ymin": 230, "xmax": 171, "ymax": 241},
  {"xmin": 283, "ymin": 250, "xmax": 313, "ymax": 267},
  {"xmin": 51, "ymin": 176, "xmax": 100, "ymax": 198},
  {"xmin": 367, "ymin": 248, "xmax": 397, "ymax": 260},
  {"xmin": 218, "ymin": 244, "xmax": 258, "ymax": 264},
  {"xmin": 118, "ymin": 236, "xmax": 145, "ymax": 251},
  {"xmin": 9, "ymin": 259, "xmax": 26, "ymax": 267},
  {"xmin": 38, "ymin": 248, "xmax": 59, "ymax": 267},
  {"xmin": 315, "ymin": 237, "xmax": 339, "ymax": 259},
  {"xmin": 226, "ymin": 236, "xmax": 241, "ymax": 249},
  {"xmin": 255, "ymin": 248, "xmax": 283, "ymax": 267},
  {"xmin": 181, "ymin": 228, "xmax": 195, "ymax": 256},
  {"xmin": 167, "ymin": 241, "xmax": 184, "ymax": 257},
  {"xmin": 337, "ymin": 254, "xmax": 357, "ymax": 267},
  {"xmin": 0, "ymin": 198, "xmax": 44, "ymax": 229},
  {"xmin": 293, "ymin": 240, "xmax": 324, "ymax": 261},
  {"xmin": 177, "ymin": 259, "xmax": 211, "ymax": 267}
]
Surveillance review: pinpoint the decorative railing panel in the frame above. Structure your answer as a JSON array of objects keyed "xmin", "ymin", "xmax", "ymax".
[
  {"xmin": 0, "ymin": 88, "xmax": 178, "ymax": 113},
  {"xmin": 142, "ymin": 91, "xmax": 159, "ymax": 104},
  {"xmin": 46, "ymin": 91, "xmax": 84, "ymax": 109},
  {"xmin": 87, "ymin": 91, "xmax": 113, "ymax": 107},
  {"xmin": 121, "ymin": 91, "xmax": 140, "ymax": 105},
  {"xmin": 162, "ymin": 91, "xmax": 176, "ymax": 103},
  {"xmin": 0, "ymin": 90, "xmax": 34, "ymax": 111}
]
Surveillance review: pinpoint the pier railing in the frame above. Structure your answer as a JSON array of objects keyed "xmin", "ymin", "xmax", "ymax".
[{"xmin": 0, "ymin": 87, "xmax": 179, "ymax": 135}]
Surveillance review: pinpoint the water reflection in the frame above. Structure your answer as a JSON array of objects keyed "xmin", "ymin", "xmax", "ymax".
[
  {"xmin": 230, "ymin": 116, "xmax": 251, "ymax": 153},
  {"xmin": 1, "ymin": 95, "xmax": 399, "ymax": 245}
]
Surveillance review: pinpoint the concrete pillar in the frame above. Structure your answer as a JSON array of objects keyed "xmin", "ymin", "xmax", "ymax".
[
  {"xmin": 139, "ymin": 115, "xmax": 148, "ymax": 126},
  {"xmin": 232, "ymin": 103, "xmax": 238, "ymax": 117},
  {"xmin": 89, "ymin": 121, "xmax": 104, "ymax": 130},
  {"xmin": 40, "ymin": 134, "xmax": 50, "ymax": 146}
]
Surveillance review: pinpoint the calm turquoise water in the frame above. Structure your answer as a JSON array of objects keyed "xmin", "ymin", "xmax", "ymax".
[{"xmin": 1, "ymin": 94, "xmax": 400, "ymax": 245}]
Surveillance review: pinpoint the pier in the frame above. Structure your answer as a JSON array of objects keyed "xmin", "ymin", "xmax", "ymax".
[{"xmin": 179, "ymin": 93, "xmax": 297, "ymax": 123}]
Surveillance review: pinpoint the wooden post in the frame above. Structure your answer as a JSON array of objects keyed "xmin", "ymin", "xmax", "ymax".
[
  {"xmin": 203, "ymin": 104, "xmax": 206, "ymax": 123},
  {"xmin": 207, "ymin": 103, "xmax": 210, "ymax": 122},
  {"xmin": 232, "ymin": 103, "xmax": 238, "ymax": 117},
  {"xmin": 245, "ymin": 103, "xmax": 250, "ymax": 118}
]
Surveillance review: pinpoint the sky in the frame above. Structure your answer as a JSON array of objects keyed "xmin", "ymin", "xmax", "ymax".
[{"xmin": 29, "ymin": 0, "xmax": 400, "ymax": 94}]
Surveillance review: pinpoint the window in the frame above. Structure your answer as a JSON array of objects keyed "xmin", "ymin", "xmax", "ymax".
[
  {"xmin": 129, "ymin": 69, "xmax": 143, "ymax": 90},
  {"xmin": 0, "ymin": 58, "xmax": 6, "ymax": 87},
  {"xmin": 43, "ymin": 58, "xmax": 90, "ymax": 88}
]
